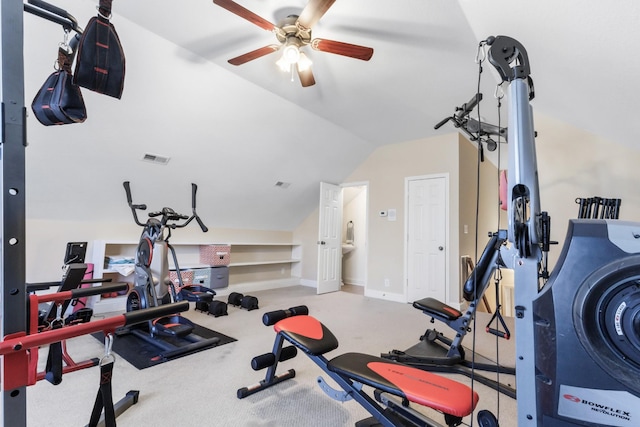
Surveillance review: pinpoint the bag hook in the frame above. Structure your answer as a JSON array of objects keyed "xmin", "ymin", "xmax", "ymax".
[
  {"xmin": 96, "ymin": 6, "xmax": 112, "ymax": 20},
  {"xmin": 100, "ymin": 333, "xmax": 116, "ymax": 366}
]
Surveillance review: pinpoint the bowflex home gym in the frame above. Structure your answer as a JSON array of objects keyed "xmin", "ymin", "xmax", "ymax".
[{"xmin": 5, "ymin": 0, "xmax": 640, "ymax": 425}]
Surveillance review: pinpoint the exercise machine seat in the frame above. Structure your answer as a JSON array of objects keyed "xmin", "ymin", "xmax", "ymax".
[
  {"xmin": 413, "ymin": 297, "xmax": 462, "ymax": 321},
  {"xmin": 328, "ymin": 352, "xmax": 478, "ymax": 417},
  {"xmin": 275, "ymin": 316, "xmax": 339, "ymax": 356},
  {"xmin": 275, "ymin": 315, "xmax": 478, "ymax": 418}
]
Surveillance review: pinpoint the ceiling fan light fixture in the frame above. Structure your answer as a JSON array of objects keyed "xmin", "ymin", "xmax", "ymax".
[
  {"xmin": 297, "ymin": 52, "xmax": 312, "ymax": 72},
  {"xmin": 276, "ymin": 35, "xmax": 303, "ymax": 72},
  {"xmin": 282, "ymin": 43, "xmax": 300, "ymax": 64},
  {"xmin": 276, "ymin": 55, "xmax": 291, "ymax": 72}
]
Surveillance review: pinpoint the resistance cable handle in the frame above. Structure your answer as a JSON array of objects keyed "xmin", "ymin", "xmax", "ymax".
[{"xmin": 434, "ymin": 93, "xmax": 483, "ymax": 130}]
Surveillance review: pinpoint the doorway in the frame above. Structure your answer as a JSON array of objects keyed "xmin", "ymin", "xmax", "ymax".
[
  {"xmin": 341, "ymin": 183, "xmax": 368, "ymax": 292},
  {"xmin": 316, "ymin": 182, "xmax": 368, "ymax": 295}
]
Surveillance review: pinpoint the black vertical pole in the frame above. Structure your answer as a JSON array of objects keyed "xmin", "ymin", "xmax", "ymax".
[{"xmin": 1, "ymin": 0, "xmax": 28, "ymax": 424}]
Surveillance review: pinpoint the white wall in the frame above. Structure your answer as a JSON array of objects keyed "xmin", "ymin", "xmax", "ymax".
[
  {"xmin": 26, "ymin": 219, "xmax": 293, "ymax": 283},
  {"xmin": 294, "ymin": 111, "xmax": 640, "ymax": 307},
  {"xmin": 25, "ymin": 111, "xmax": 640, "ymax": 296},
  {"xmin": 534, "ymin": 112, "xmax": 640, "ymax": 268},
  {"xmin": 295, "ymin": 133, "xmax": 461, "ymax": 303}
]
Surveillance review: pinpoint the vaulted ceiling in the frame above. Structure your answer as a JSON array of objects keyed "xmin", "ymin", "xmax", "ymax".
[{"xmin": 20, "ymin": 0, "xmax": 640, "ymax": 231}]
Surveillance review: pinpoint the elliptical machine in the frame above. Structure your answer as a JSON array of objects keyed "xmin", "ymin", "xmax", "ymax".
[{"xmin": 120, "ymin": 181, "xmax": 220, "ymax": 359}]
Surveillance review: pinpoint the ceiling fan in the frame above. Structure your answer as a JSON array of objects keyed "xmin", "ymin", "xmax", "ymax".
[{"xmin": 212, "ymin": 0, "xmax": 374, "ymax": 87}]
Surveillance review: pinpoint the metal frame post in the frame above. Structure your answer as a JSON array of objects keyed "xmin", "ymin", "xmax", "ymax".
[
  {"xmin": 487, "ymin": 36, "xmax": 542, "ymax": 426},
  {"xmin": 1, "ymin": 0, "xmax": 28, "ymax": 425}
]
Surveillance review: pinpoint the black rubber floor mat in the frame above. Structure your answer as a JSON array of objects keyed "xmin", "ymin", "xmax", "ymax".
[{"xmin": 93, "ymin": 324, "xmax": 236, "ymax": 369}]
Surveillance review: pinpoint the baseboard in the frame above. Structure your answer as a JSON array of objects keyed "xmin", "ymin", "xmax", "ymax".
[
  {"xmin": 299, "ymin": 279, "xmax": 317, "ymax": 288},
  {"xmin": 343, "ymin": 277, "xmax": 365, "ymax": 286},
  {"xmin": 363, "ymin": 288, "xmax": 406, "ymax": 303},
  {"xmin": 214, "ymin": 277, "xmax": 302, "ymax": 297}
]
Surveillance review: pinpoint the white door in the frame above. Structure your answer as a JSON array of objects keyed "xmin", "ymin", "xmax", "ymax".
[
  {"xmin": 406, "ymin": 175, "xmax": 447, "ymax": 303},
  {"xmin": 317, "ymin": 182, "xmax": 343, "ymax": 294}
]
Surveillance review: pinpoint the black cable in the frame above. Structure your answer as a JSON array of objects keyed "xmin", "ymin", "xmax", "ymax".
[
  {"xmin": 468, "ymin": 42, "xmax": 486, "ymax": 427},
  {"xmin": 493, "ymin": 93, "xmax": 504, "ymax": 419}
]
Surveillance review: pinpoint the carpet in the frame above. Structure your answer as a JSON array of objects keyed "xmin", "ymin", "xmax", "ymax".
[{"xmin": 93, "ymin": 323, "xmax": 236, "ymax": 370}]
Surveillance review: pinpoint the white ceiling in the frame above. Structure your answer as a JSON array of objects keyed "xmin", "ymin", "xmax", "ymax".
[{"xmin": 20, "ymin": 0, "xmax": 640, "ymax": 232}]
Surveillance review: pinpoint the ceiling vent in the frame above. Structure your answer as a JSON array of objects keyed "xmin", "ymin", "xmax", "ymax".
[
  {"xmin": 275, "ymin": 181, "xmax": 291, "ymax": 189},
  {"xmin": 141, "ymin": 153, "xmax": 171, "ymax": 165}
]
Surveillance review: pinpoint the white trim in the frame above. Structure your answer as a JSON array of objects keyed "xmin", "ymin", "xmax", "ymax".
[
  {"xmin": 343, "ymin": 277, "xmax": 365, "ymax": 286},
  {"xmin": 404, "ymin": 173, "xmax": 450, "ymax": 304},
  {"xmin": 364, "ymin": 288, "xmax": 406, "ymax": 303},
  {"xmin": 214, "ymin": 278, "xmax": 301, "ymax": 296},
  {"xmin": 299, "ymin": 278, "xmax": 317, "ymax": 288}
]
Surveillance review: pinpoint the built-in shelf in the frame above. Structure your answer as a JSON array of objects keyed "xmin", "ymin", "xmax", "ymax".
[
  {"xmin": 90, "ymin": 240, "xmax": 302, "ymax": 314},
  {"xmin": 229, "ymin": 259, "xmax": 300, "ymax": 267}
]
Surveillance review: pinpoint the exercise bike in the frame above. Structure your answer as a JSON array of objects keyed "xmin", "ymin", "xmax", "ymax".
[{"xmin": 118, "ymin": 181, "xmax": 220, "ymax": 360}]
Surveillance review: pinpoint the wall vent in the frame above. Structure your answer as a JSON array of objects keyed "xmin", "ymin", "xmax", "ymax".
[
  {"xmin": 141, "ymin": 153, "xmax": 171, "ymax": 165},
  {"xmin": 274, "ymin": 181, "xmax": 291, "ymax": 189}
]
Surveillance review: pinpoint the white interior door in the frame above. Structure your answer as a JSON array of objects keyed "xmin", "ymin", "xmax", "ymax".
[
  {"xmin": 317, "ymin": 182, "xmax": 343, "ymax": 294},
  {"xmin": 406, "ymin": 175, "xmax": 447, "ymax": 303}
]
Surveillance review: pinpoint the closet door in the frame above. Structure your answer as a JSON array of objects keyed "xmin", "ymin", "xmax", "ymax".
[{"xmin": 406, "ymin": 175, "xmax": 447, "ymax": 303}]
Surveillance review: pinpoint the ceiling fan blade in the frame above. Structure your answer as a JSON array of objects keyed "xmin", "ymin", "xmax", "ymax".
[
  {"xmin": 297, "ymin": 0, "xmax": 336, "ymax": 30},
  {"xmin": 311, "ymin": 38, "xmax": 374, "ymax": 61},
  {"xmin": 213, "ymin": 0, "xmax": 276, "ymax": 31},
  {"xmin": 228, "ymin": 45, "xmax": 280, "ymax": 66},
  {"xmin": 297, "ymin": 64, "xmax": 316, "ymax": 87}
]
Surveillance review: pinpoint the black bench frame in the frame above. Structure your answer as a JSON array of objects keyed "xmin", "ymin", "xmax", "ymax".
[
  {"xmin": 238, "ymin": 308, "xmax": 487, "ymax": 427},
  {"xmin": 381, "ymin": 230, "xmax": 516, "ymax": 399}
]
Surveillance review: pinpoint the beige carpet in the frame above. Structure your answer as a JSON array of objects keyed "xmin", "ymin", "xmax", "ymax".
[{"xmin": 26, "ymin": 285, "xmax": 517, "ymax": 426}]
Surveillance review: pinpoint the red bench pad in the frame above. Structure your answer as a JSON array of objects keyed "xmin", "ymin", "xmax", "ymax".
[
  {"xmin": 274, "ymin": 315, "xmax": 339, "ymax": 356},
  {"xmin": 328, "ymin": 352, "xmax": 478, "ymax": 417}
]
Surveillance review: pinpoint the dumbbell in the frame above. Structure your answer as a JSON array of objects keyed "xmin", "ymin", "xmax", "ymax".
[{"xmin": 227, "ymin": 292, "xmax": 259, "ymax": 311}]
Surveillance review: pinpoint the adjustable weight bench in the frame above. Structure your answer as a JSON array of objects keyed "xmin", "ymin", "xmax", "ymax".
[
  {"xmin": 381, "ymin": 230, "xmax": 516, "ymax": 399},
  {"xmin": 238, "ymin": 306, "xmax": 497, "ymax": 427}
]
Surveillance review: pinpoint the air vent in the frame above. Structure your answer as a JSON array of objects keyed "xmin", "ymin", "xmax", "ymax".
[
  {"xmin": 275, "ymin": 181, "xmax": 291, "ymax": 189},
  {"xmin": 141, "ymin": 153, "xmax": 171, "ymax": 165}
]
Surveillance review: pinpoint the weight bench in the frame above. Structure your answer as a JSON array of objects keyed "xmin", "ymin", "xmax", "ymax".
[
  {"xmin": 239, "ymin": 306, "xmax": 497, "ymax": 427},
  {"xmin": 381, "ymin": 230, "xmax": 516, "ymax": 399}
]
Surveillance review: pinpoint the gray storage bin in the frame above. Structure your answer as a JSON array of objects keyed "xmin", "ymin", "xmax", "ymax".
[{"xmin": 190, "ymin": 266, "xmax": 229, "ymax": 289}]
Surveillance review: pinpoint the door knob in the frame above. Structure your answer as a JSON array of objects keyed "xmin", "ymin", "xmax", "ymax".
[
  {"xmin": 318, "ymin": 241, "xmax": 326, "ymax": 245},
  {"xmin": 438, "ymin": 246, "xmax": 444, "ymax": 251}
]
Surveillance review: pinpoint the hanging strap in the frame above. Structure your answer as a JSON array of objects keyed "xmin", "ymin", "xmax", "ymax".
[
  {"xmin": 44, "ymin": 305, "xmax": 64, "ymax": 385},
  {"xmin": 92, "ymin": 0, "xmax": 114, "ymax": 94},
  {"xmin": 97, "ymin": 0, "xmax": 113, "ymax": 18},
  {"xmin": 88, "ymin": 334, "xmax": 116, "ymax": 427}
]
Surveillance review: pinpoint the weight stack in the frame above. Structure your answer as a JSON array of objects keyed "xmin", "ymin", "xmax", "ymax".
[{"xmin": 531, "ymin": 219, "xmax": 640, "ymax": 426}]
